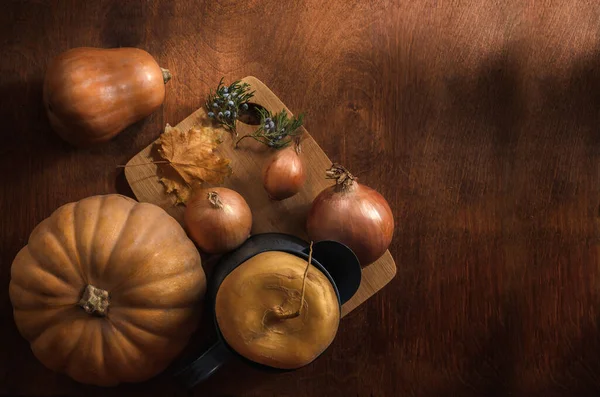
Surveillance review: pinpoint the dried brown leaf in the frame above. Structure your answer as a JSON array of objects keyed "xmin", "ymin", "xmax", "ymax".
[{"xmin": 155, "ymin": 124, "xmax": 232, "ymax": 204}]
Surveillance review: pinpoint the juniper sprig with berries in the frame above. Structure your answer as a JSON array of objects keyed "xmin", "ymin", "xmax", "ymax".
[
  {"xmin": 235, "ymin": 108, "xmax": 304, "ymax": 150},
  {"xmin": 206, "ymin": 78, "xmax": 254, "ymax": 135}
]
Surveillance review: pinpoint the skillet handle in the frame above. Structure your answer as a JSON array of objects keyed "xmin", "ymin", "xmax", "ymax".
[
  {"xmin": 172, "ymin": 340, "xmax": 232, "ymax": 389},
  {"xmin": 303, "ymin": 240, "xmax": 362, "ymax": 305}
]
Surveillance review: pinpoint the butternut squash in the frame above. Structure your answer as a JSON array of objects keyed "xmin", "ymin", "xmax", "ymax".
[{"xmin": 43, "ymin": 47, "xmax": 171, "ymax": 146}]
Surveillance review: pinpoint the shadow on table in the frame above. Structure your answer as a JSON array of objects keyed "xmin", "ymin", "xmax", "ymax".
[{"xmin": 114, "ymin": 169, "xmax": 137, "ymax": 200}]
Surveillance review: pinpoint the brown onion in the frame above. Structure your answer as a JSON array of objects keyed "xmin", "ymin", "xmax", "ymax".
[
  {"xmin": 306, "ymin": 164, "xmax": 394, "ymax": 266},
  {"xmin": 262, "ymin": 146, "xmax": 306, "ymax": 200},
  {"xmin": 184, "ymin": 187, "xmax": 252, "ymax": 254}
]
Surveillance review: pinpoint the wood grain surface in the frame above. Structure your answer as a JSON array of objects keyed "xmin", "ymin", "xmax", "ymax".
[
  {"xmin": 1, "ymin": 1, "xmax": 599, "ymax": 396},
  {"xmin": 124, "ymin": 75, "xmax": 396, "ymax": 318}
]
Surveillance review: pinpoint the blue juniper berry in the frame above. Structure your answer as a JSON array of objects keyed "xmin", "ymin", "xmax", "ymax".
[{"xmin": 206, "ymin": 78, "xmax": 254, "ymax": 134}]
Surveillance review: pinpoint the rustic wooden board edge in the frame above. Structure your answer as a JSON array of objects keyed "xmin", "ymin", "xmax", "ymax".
[{"xmin": 124, "ymin": 76, "xmax": 397, "ymax": 318}]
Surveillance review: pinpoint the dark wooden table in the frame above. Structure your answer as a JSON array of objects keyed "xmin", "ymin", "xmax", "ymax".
[{"xmin": 1, "ymin": 1, "xmax": 599, "ymax": 396}]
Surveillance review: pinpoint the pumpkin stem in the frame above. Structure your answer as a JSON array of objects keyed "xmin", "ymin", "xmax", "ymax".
[
  {"xmin": 161, "ymin": 68, "xmax": 172, "ymax": 84},
  {"xmin": 78, "ymin": 285, "xmax": 109, "ymax": 316}
]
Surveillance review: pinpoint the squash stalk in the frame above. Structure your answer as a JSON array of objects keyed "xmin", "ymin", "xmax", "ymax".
[
  {"xmin": 161, "ymin": 68, "xmax": 172, "ymax": 84},
  {"xmin": 78, "ymin": 284, "xmax": 109, "ymax": 316}
]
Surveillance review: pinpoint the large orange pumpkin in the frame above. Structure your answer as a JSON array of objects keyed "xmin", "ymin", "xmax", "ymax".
[{"xmin": 9, "ymin": 194, "xmax": 206, "ymax": 386}]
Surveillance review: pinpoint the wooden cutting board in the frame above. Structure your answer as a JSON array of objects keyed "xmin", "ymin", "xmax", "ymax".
[{"xmin": 124, "ymin": 76, "xmax": 396, "ymax": 317}]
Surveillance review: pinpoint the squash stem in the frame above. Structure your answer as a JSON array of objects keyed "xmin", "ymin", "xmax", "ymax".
[
  {"xmin": 161, "ymin": 68, "xmax": 172, "ymax": 84},
  {"xmin": 78, "ymin": 285, "xmax": 109, "ymax": 316}
]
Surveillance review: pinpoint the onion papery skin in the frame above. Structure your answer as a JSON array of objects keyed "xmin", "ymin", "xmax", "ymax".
[
  {"xmin": 262, "ymin": 147, "xmax": 306, "ymax": 200},
  {"xmin": 184, "ymin": 187, "xmax": 253, "ymax": 254},
  {"xmin": 307, "ymin": 180, "xmax": 394, "ymax": 266}
]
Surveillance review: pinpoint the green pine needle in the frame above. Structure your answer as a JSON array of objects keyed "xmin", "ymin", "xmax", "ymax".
[
  {"xmin": 235, "ymin": 108, "xmax": 305, "ymax": 149},
  {"xmin": 205, "ymin": 78, "xmax": 255, "ymax": 135}
]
